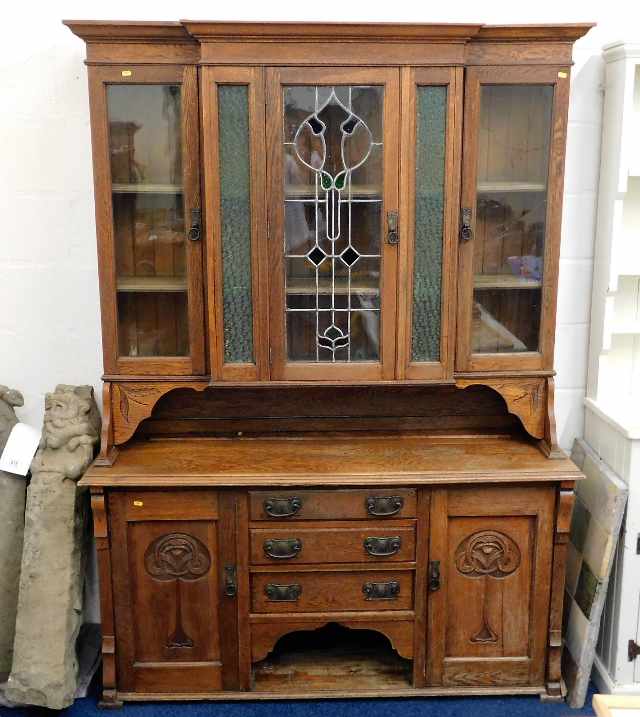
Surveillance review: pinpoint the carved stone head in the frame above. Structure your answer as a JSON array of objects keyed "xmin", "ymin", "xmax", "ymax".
[
  {"xmin": 0, "ymin": 385, "xmax": 24, "ymax": 453},
  {"xmin": 40, "ymin": 385, "xmax": 101, "ymax": 453}
]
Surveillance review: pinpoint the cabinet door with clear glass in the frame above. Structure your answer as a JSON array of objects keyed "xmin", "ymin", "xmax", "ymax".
[
  {"xmin": 266, "ymin": 68, "xmax": 400, "ymax": 380},
  {"xmin": 457, "ymin": 67, "xmax": 570, "ymax": 372},
  {"xmin": 89, "ymin": 66, "xmax": 204, "ymax": 375},
  {"xmin": 397, "ymin": 67, "xmax": 462, "ymax": 380}
]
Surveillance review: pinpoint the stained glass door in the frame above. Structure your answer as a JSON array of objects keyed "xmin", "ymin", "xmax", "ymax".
[{"xmin": 267, "ymin": 69, "xmax": 399, "ymax": 380}]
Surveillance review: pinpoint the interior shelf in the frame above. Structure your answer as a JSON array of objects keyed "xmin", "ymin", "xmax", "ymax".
[
  {"xmin": 112, "ymin": 183, "xmax": 183, "ymax": 195},
  {"xmin": 116, "ymin": 276, "xmax": 187, "ymax": 293},
  {"xmin": 474, "ymin": 274, "xmax": 542, "ymax": 290},
  {"xmin": 286, "ymin": 277, "xmax": 379, "ymax": 295},
  {"xmin": 477, "ymin": 181, "xmax": 546, "ymax": 193},
  {"xmin": 285, "ymin": 184, "xmax": 381, "ymax": 200}
]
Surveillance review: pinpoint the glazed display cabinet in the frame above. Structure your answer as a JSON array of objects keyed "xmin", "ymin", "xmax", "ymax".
[{"xmin": 64, "ymin": 19, "xmax": 593, "ymax": 705}]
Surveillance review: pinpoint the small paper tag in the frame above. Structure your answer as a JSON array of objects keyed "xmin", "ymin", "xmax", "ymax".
[{"xmin": 0, "ymin": 423, "xmax": 42, "ymax": 476}]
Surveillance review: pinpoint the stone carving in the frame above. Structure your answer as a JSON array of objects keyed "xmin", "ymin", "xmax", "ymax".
[
  {"xmin": 0, "ymin": 386, "xmax": 25, "ymax": 679},
  {"xmin": 5, "ymin": 385, "xmax": 100, "ymax": 710},
  {"xmin": 455, "ymin": 530, "xmax": 521, "ymax": 643},
  {"xmin": 145, "ymin": 533, "xmax": 211, "ymax": 649}
]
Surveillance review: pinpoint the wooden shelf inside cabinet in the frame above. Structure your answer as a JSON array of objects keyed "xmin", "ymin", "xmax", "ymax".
[
  {"xmin": 116, "ymin": 276, "xmax": 187, "ymax": 293},
  {"xmin": 286, "ymin": 277, "xmax": 379, "ymax": 296},
  {"xmin": 285, "ymin": 185, "xmax": 382, "ymax": 200},
  {"xmin": 112, "ymin": 183, "xmax": 183, "ymax": 195},
  {"xmin": 477, "ymin": 181, "xmax": 546, "ymax": 193},
  {"xmin": 474, "ymin": 274, "xmax": 542, "ymax": 290}
]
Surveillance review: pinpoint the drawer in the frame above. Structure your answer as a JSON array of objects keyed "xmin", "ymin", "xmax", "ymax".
[
  {"xmin": 251, "ymin": 570, "xmax": 414, "ymax": 613},
  {"xmin": 249, "ymin": 489, "xmax": 417, "ymax": 521},
  {"xmin": 250, "ymin": 523, "xmax": 416, "ymax": 565}
]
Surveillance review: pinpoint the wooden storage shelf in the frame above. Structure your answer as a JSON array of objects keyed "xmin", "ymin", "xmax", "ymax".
[
  {"xmin": 112, "ymin": 183, "xmax": 183, "ymax": 194},
  {"xmin": 285, "ymin": 184, "xmax": 382, "ymax": 200},
  {"xmin": 474, "ymin": 274, "xmax": 542, "ymax": 290},
  {"xmin": 286, "ymin": 277, "xmax": 379, "ymax": 296},
  {"xmin": 116, "ymin": 276, "xmax": 187, "ymax": 293},
  {"xmin": 477, "ymin": 181, "xmax": 547, "ymax": 193}
]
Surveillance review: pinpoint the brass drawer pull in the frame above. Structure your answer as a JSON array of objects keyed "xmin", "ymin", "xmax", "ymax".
[
  {"xmin": 265, "ymin": 583, "xmax": 302, "ymax": 602},
  {"xmin": 263, "ymin": 538, "xmax": 303, "ymax": 560},
  {"xmin": 363, "ymin": 580, "xmax": 400, "ymax": 600},
  {"xmin": 263, "ymin": 496, "xmax": 302, "ymax": 518},
  {"xmin": 364, "ymin": 536, "xmax": 401, "ymax": 557},
  {"xmin": 366, "ymin": 495, "xmax": 404, "ymax": 517}
]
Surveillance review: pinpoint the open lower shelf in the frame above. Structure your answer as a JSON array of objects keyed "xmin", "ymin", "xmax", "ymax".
[
  {"xmin": 252, "ymin": 623, "xmax": 412, "ymax": 692},
  {"xmin": 116, "ymin": 276, "xmax": 187, "ymax": 293},
  {"xmin": 286, "ymin": 277, "xmax": 379, "ymax": 295},
  {"xmin": 477, "ymin": 181, "xmax": 546, "ymax": 193},
  {"xmin": 474, "ymin": 274, "xmax": 542, "ymax": 290},
  {"xmin": 112, "ymin": 183, "xmax": 183, "ymax": 195}
]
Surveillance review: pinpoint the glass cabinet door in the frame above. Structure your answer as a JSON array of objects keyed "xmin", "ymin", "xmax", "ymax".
[
  {"xmin": 457, "ymin": 67, "xmax": 569, "ymax": 372},
  {"xmin": 397, "ymin": 67, "xmax": 462, "ymax": 380},
  {"xmin": 266, "ymin": 68, "xmax": 400, "ymax": 380},
  {"xmin": 90, "ymin": 66, "xmax": 204, "ymax": 375}
]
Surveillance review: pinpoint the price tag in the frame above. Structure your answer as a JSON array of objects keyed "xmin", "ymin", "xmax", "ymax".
[{"xmin": 0, "ymin": 423, "xmax": 41, "ymax": 476}]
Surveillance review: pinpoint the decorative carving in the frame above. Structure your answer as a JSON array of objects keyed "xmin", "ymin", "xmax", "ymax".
[
  {"xmin": 455, "ymin": 530, "xmax": 521, "ymax": 644},
  {"xmin": 0, "ymin": 385, "xmax": 24, "ymax": 449},
  {"xmin": 456, "ymin": 378, "xmax": 546, "ymax": 440},
  {"xmin": 112, "ymin": 381, "xmax": 208, "ymax": 445},
  {"xmin": 144, "ymin": 533, "xmax": 211, "ymax": 649},
  {"xmin": 32, "ymin": 385, "xmax": 101, "ymax": 480}
]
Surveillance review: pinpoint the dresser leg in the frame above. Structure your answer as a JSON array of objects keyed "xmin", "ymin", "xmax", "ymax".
[{"xmin": 98, "ymin": 689, "xmax": 123, "ymax": 709}]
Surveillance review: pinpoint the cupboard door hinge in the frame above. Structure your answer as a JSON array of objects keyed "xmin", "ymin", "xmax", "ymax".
[
  {"xmin": 636, "ymin": 533, "xmax": 640, "ymax": 554},
  {"xmin": 629, "ymin": 640, "xmax": 640, "ymax": 662}
]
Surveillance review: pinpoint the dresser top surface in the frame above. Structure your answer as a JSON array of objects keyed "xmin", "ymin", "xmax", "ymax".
[{"xmin": 82, "ymin": 433, "xmax": 581, "ymax": 487}]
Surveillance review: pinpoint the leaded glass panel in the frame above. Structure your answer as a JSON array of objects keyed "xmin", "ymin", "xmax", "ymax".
[
  {"xmin": 411, "ymin": 86, "xmax": 446, "ymax": 363},
  {"xmin": 283, "ymin": 85, "xmax": 383, "ymax": 363},
  {"xmin": 218, "ymin": 85, "xmax": 254, "ymax": 364}
]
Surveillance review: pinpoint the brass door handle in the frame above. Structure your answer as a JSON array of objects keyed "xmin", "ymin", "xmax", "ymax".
[
  {"xmin": 429, "ymin": 560, "xmax": 441, "ymax": 591},
  {"xmin": 366, "ymin": 495, "xmax": 404, "ymax": 517},
  {"xmin": 188, "ymin": 208, "xmax": 201, "ymax": 241},
  {"xmin": 265, "ymin": 583, "xmax": 302, "ymax": 602},
  {"xmin": 263, "ymin": 538, "xmax": 303, "ymax": 559},
  {"xmin": 263, "ymin": 496, "xmax": 302, "ymax": 518},
  {"xmin": 363, "ymin": 580, "xmax": 400, "ymax": 600},
  {"xmin": 387, "ymin": 210, "xmax": 399, "ymax": 245},
  {"xmin": 460, "ymin": 207, "xmax": 473, "ymax": 242},
  {"xmin": 363, "ymin": 536, "xmax": 401, "ymax": 557}
]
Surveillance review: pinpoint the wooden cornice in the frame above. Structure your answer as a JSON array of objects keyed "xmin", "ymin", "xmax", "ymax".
[
  {"xmin": 63, "ymin": 19, "xmax": 594, "ymax": 45},
  {"xmin": 63, "ymin": 20, "xmax": 196, "ymax": 44},
  {"xmin": 477, "ymin": 23, "xmax": 595, "ymax": 42}
]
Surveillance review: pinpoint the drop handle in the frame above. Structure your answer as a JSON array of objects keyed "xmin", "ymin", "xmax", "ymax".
[
  {"xmin": 387, "ymin": 210, "xmax": 399, "ymax": 245},
  {"xmin": 188, "ymin": 208, "xmax": 201, "ymax": 241},
  {"xmin": 459, "ymin": 207, "xmax": 473, "ymax": 243}
]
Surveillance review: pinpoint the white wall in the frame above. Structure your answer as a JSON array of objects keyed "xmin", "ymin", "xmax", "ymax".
[{"xmin": 0, "ymin": 0, "xmax": 636, "ymax": 449}]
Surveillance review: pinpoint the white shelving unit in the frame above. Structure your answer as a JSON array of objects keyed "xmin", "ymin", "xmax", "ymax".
[{"xmin": 585, "ymin": 41, "xmax": 640, "ymax": 695}]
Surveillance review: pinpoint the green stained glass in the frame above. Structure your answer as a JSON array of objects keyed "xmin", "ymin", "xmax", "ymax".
[
  {"xmin": 218, "ymin": 85, "xmax": 254, "ymax": 363},
  {"xmin": 411, "ymin": 86, "xmax": 446, "ymax": 363}
]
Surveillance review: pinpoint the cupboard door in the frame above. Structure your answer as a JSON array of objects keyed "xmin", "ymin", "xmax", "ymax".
[
  {"xmin": 109, "ymin": 490, "xmax": 238, "ymax": 694},
  {"xmin": 266, "ymin": 68, "xmax": 400, "ymax": 380},
  {"xmin": 88, "ymin": 66, "xmax": 204, "ymax": 376},
  {"xmin": 427, "ymin": 486, "xmax": 555, "ymax": 687},
  {"xmin": 457, "ymin": 66, "xmax": 570, "ymax": 372},
  {"xmin": 397, "ymin": 67, "xmax": 462, "ymax": 380},
  {"xmin": 201, "ymin": 67, "xmax": 268, "ymax": 381}
]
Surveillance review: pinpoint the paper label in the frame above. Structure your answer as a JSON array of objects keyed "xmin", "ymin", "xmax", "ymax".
[{"xmin": 0, "ymin": 423, "xmax": 41, "ymax": 476}]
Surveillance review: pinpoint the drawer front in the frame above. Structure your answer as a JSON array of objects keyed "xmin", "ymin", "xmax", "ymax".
[
  {"xmin": 249, "ymin": 489, "xmax": 417, "ymax": 521},
  {"xmin": 251, "ymin": 570, "xmax": 414, "ymax": 613},
  {"xmin": 250, "ymin": 524, "xmax": 416, "ymax": 565}
]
